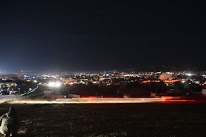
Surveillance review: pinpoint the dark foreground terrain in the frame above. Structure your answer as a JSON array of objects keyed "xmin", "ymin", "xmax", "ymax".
[{"xmin": 0, "ymin": 103, "xmax": 205, "ymax": 137}]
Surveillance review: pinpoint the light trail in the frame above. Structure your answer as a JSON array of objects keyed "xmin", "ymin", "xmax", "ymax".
[{"xmin": 7, "ymin": 98, "xmax": 166, "ymax": 104}]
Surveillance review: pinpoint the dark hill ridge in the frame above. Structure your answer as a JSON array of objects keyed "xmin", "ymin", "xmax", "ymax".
[{"xmin": 0, "ymin": 103, "xmax": 205, "ymax": 137}]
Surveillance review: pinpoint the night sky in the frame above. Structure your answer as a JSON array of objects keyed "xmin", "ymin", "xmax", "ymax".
[{"xmin": 0, "ymin": 1, "xmax": 205, "ymax": 72}]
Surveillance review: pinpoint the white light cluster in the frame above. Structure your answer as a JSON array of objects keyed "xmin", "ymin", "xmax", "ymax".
[
  {"xmin": 48, "ymin": 81, "xmax": 61, "ymax": 87},
  {"xmin": 185, "ymin": 73, "xmax": 193, "ymax": 76},
  {"xmin": 33, "ymin": 80, "xmax": 38, "ymax": 83},
  {"xmin": 181, "ymin": 80, "xmax": 186, "ymax": 83}
]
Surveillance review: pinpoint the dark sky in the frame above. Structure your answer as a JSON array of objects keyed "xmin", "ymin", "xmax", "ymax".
[{"xmin": 0, "ymin": 1, "xmax": 205, "ymax": 72}]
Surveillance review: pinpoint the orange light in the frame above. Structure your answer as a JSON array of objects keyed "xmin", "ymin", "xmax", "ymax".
[{"xmin": 161, "ymin": 96, "xmax": 173, "ymax": 100}]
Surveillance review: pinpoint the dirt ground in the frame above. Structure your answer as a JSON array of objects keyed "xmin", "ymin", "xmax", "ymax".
[{"xmin": 0, "ymin": 103, "xmax": 205, "ymax": 137}]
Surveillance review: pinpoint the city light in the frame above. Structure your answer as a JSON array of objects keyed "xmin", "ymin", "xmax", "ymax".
[
  {"xmin": 33, "ymin": 80, "xmax": 38, "ymax": 83},
  {"xmin": 181, "ymin": 80, "xmax": 186, "ymax": 83},
  {"xmin": 186, "ymin": 73, "xmax": 192, "ymax": 76},
  {"xmin": 48, "ymin": 81, "xmax": 61, "ymax": 87}
]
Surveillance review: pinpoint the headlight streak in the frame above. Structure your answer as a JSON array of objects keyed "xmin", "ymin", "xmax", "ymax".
[{"xmin": 8, "ymin": 98, "xmax": 167, "ymax": 104}]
